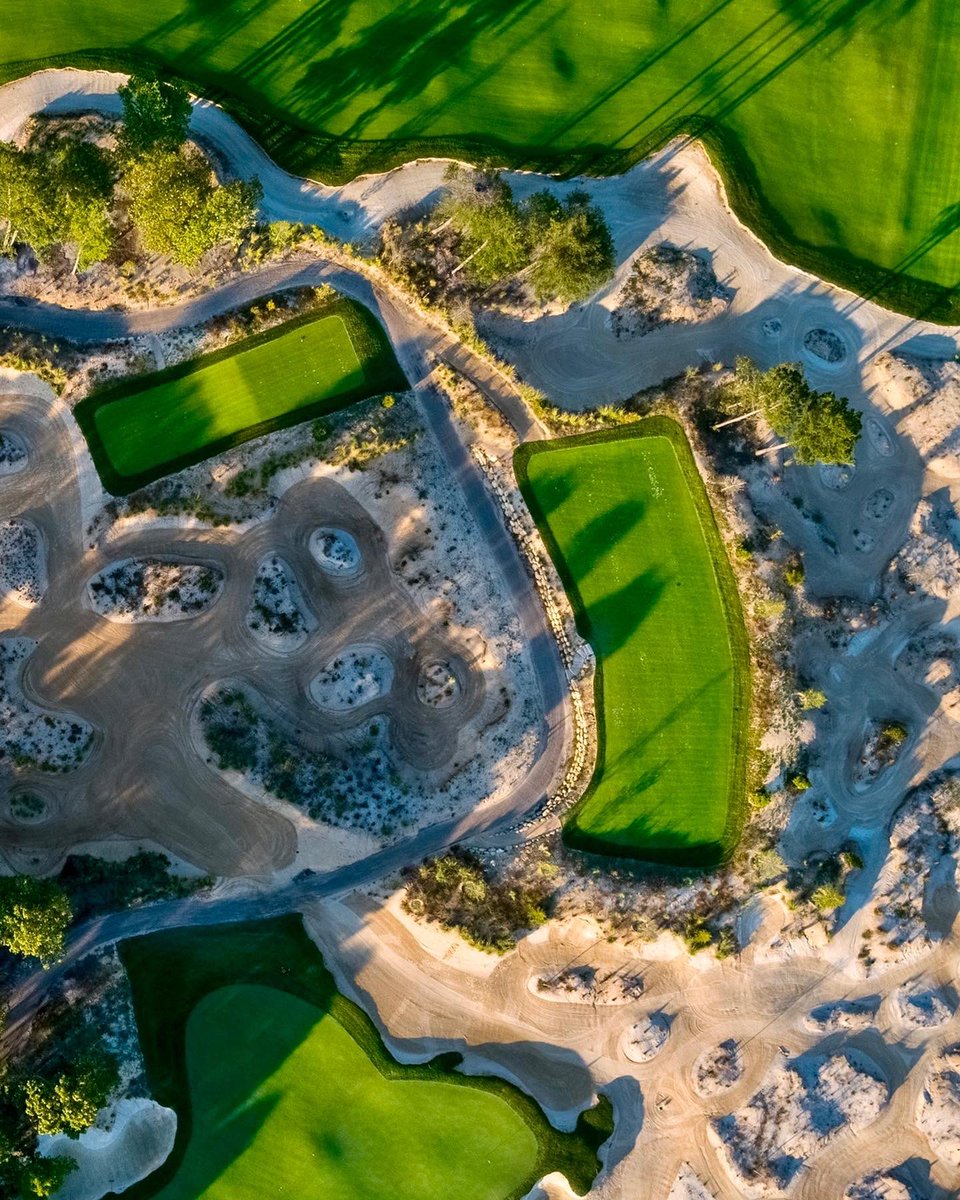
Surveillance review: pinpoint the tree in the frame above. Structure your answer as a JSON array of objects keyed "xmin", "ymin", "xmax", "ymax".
[
  {"xmin": 0, "ymin": 877, "xmax": 71, "ymax": 965},
  {"xmin": 22, "ymin": 1053, "xmax": 118, "ymax": 1138},
  {"xmin": 117, "ymin": 74, "xmax": 192, "ymax": 157},
  {"xmin": 724, "ymin": 357, "xmax": 862, "ymax": 465},
  {"xmin": 122, "ymin": 146, "xmax": 261, "ymax": 266},
  {"xmin": 437, "ymin": 170, "xmax": 529, "ymax": 285},
  {"xmin": 0, "ymin": 136, "xmax": 114, "ymax": 270},
  {"xmin": 525, "ymin": 189, "xmax": 615, "ymax": 302}
]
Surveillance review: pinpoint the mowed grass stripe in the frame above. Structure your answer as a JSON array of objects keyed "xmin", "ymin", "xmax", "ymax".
[
  {"xmin": 157, "ymin": 984, "xmax": 538, "ymax": 1200},
  {"xmin": 517, "ymin": 419, "xmax": 749, "ymax": 865},
  {"xmin": 76, "ymin": 300, "xmax": 407, "ymax": 493}
]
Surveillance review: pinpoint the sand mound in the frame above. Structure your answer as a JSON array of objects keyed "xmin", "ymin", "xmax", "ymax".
[
  {"xmin": 38, "ymin": 1098, "xmax": 176, "ymax": 1200},
  {"xmin": 806, "ymin": 998, "xmax": 878, "ymax": 1033},
  {"xmin": 712, "ymin": 1051, "xmax": 888, "ymax": 1193},
  {"xmin": 246, "ymin": 554, "xmax": 314, "ymax": 650},
  {"xmin": 889, "ymin": 497, "xmax": 960, "ymax": 606},
  {"xmin": 693, "ymin": 1039, "xmax": 743, "ymax": 1096},
  {"xmin": 894, "ymin": 986, "xmax": 953, "ymax": 1029},
  {"xmin": 310, "ymin": 527, "xmax": 361, "ymax": 575},
  {"xmin": 416, "ymin": 659, "xmax": 461, "ymax": 708},
  {"xmin": 668, "ymin": 1163, "xmax": 717, "ymax": 1200},
  {"xmin": 844, "ymin": 1171, "xmax": 915, "ymax": 1200},
  {"xmin": 621, "ymin": 1013, "xmax": 670, "ymax": 1062},
  {"xmin": 611, "ymin": 244, "xmax": 729, "ymax": 337},
  {"xmin": 877, "ymin": 353, "xmax": 960, "ymax": 479},
  {"xmin": 88, "ymin": 558, "xmax": 223, "ymax": 622},
  {"xmin": 917, "ymin": 1046, "xmax": 960, "ymax": 1166},
  {"xmin": 0, "ymin": 518, "xmax": 46, "ymax": 606},
  {"xmin": 310, "ymin": 646, "xmax": 393, "ymax": 711}
]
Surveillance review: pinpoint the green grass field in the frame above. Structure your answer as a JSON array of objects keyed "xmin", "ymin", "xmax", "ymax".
[
  {"xmin": 75, "ymin": 301, "xmax": 407, "ymax": 493},
  {"xmin": 4, "ymin": 1, "xmax": 960, "ymax": 317},
  {"xmin": 516, "ymin": 419, "xmax": 750, "ymax": 866},
  {"xmin": 119, "ymin": 918, "xmax": 612, "ymax": 1200}
]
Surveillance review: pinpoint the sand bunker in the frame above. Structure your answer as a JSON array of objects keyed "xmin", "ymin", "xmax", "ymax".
[
  {"xmin": 38, "ymin": 1098, "xmax": 176, "ymax": 1200},
  {"xmin": 246, "ymin": 554, "xmax": 314, "ymax": 651},
  {"xmin": 88, "ymin": 558, "xmax": 224, "ymax": 622},
  {"xmin": 712, "ymin": 1051, "xmax": 887, "ymax": 1193},
  {"xmin": 917, "ymin": 1047, "xmax": 960, "ymax": 1166},
  {"xmin": 0, "ymin": 639, "xmax": 94, "ymax": 771},
  {"xmin": 693, "ymin": 1039, "xmax": 743, "ymax": 1096},
  {"xmin": 310, "ymin": 527, "xmax": 361, "ymax": 575},
  {"xmin": 621, "ymin": 1013, "xmax": 670, "ymax": 1063},
  {"xmin": 0, "ymin": 518, "xmax": 46, "ymax": 606},
  {"xmin": 310, "ymin": 646, "xmax": 393, "ymax": 711},
  {"xmin": 416, "ymin": 659, "xmax": 461, "ymax": 708},
  {"xmin": 0, "ymin": 429, "xmax": 27, "ymax": 475}
]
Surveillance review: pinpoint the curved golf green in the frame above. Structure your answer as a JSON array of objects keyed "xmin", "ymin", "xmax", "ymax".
[
  {"xmin": 120, "ymin": 918, "xmax": 612, "ymax": 1200},
  {"xmin": 5, "ymin": 1, "xmax": 960, "ymax": 319},
  {"xmin": 154, "ymin": 984, "xmax": 539, "ymax": 1200},
  {"xmin": 516, "ymin": 419, "xmax": 750, "ymax": 867}
]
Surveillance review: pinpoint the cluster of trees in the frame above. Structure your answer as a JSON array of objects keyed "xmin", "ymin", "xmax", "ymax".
[
  {"xmin": 438, "ymin": 167, "xmax": 615, "ymax": 303},
  {"xmin": 722, "ymin": 356, "xmax": 862, "ymax": 465},
  {"xmin": 0, "ymin": 74, "xmax": 260, "ymax": 271},
  {"xmin": 403, "ymin": 848, "xmax": 550, "ymax": 953},
  {"xmin": 0, "ymin": 875, "xmax": 71, "ymax": 966}
]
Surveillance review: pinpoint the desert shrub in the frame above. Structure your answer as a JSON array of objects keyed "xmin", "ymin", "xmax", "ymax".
[
  {"xmin": 682, "ymin": 915, "xmax": 714, "ymax": 954},
  {"xmin": 799, "ymin": 688, "xmax": 827, "ymax": 709},
  {"xmin": 811, "ymin": 883, "xmax": 845, "ymax": 911}
]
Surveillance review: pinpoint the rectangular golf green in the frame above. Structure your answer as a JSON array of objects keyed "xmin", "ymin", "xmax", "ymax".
[
  {"xmin": 76, "ymin": 300, "xmax": 407, "ymax": 492},
  {"xmin": 516, "ymin": 419, "xmax": 749, "ymax": 865}
]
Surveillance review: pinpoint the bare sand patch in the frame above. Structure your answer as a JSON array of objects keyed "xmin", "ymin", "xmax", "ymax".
[
  {"xmin": 0, "ymin": 517, "xmax": 46, "ymax": 606},
  {"xmin": 310, "ymin": 646, "xmax": 394, "ymax": 711},
  {"xmin": 87, "ymin": 558, "xmax": 224, "ymax": 622},
  {"xmin": 917, "ymin": 1046, "xmax": 960, "ymax": 1167}
]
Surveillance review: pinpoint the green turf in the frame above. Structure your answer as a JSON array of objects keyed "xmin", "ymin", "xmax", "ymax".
[
  {"xmin": 74, "ymin": 301, "xmax": 407, "ymax": 493},
  {"xmin": 5, "ymin": 2, "xmax": 960, "ymax": 318},
  {"xmin": 119, "ymin": 917, "xmax": 612, "ymax": 1200},
  {"xmin": 516, "ymin": 419, "xmax": 750, "ymax": 866},
  {"xmin": 154, "ymin": 984, "xmax": 538, "ymax": 1200}
]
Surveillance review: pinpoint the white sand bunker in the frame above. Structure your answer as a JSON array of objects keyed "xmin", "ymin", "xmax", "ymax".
[
  {"xmin": 416, "ymin": 659, "xmax": 461, "ymax": 708},
  {"xmin": 917, "ymin": 1047, "xmax": 960, "ymax": 1166},
  {"xmin": 894, "ymin": 986, "xmax": 953, "ymax": 1028},
  {"xmin": 693, "ymin": 1039, "xmax": 743, "ymax": 1096},
  {"xmin": 612, "ymin": 244, "xmax": 730, "ymax": 337},
  {"xmin": 0, "ymin": 430, "xmax": 27, "ymax": 476},
  {"xmin": 310, "ymin": 527, "xmax": 361, "ymax": 575},
  {"xmin": 246, "ymin": 555, "xmax": 314, "ymax": 650},
  {"xmin": 532, "ymin": 965, "xmax": 643, "ymax": 1005},
  {"xmin": 0, "ymin": 519, "xmax": 46, "ymax": 606},
  {"xmin": 0, "ymin": 639, "xmax": 94, "ymax": 771},
  {"xmin": 712, "ymin": 1051, "xmax": 888, "ymax": 1194},
  {"xmin": 38, "ymin": 1098, "xmax": 177, "ymax": 1200},
  {"xmin": 806, "ymin": 998, "xmax": 878, "ymax": 1033},
  {"xmin": 88, "ymin": 558, "xmax": 224, "ymax": 622},
  {"xmin": 622, "ymin": 1013, "xmax": 670, "ymax": 1063},
  {"xmin": 310, "ymin": 646, "xmax": 393, "ymax": 711},
  {"xmin": 803, "ymin": 327, "xmax": 847, "ymax": 364},
  {"xmin": 668, "ymin": 1164, "xmax": 717, "ymax": 1200},
  {"xmin": 844, "ymin": 1172, "xmax": 914, "ymax": 1200}
]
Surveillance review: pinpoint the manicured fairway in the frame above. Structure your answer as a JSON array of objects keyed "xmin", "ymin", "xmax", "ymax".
[
  {"xmin": 516, "ymin": 419, "xmax": 749, "ymax": 866},
  {"xmin": 156, "ymin": 984, "xmax": 538, "ymax": 1200},
  {"xmin": 75, "ymin": 302, "xmax": 407, "ymax": 492},
  {"xmin": 120, "ymin": 918, "xmax": 612, "ymax": 1200},
  {"xmin": 6, "ymin": 3, "xmax": 960, "ymax": 316}
]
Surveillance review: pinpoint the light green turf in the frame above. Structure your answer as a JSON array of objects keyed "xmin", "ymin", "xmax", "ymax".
[
  {"xmin": 519, "ymin": 427, "xmax": 746, "ymax": 862},
  {"xmin": 153, "ymin": 984, "xmax": 538, "ymax": 1200},
  {"xmin": 93, "ymin": 312, "xmax": 362, "ymax": 476},
  {"xmin": 4, "ymin": 1, "xmax": 960, "ymax": 305}
]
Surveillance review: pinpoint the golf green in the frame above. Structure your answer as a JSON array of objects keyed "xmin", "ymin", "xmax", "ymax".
[
  {"xmin": 516, "ymin": 419, "xmax": 749, "ymax": 865},
  {"xmin": 75, "ymin": 301, "xmax": 407, "ymax": 492},
  {"xmin": 154, "ymin": 984, "xmax": 538, "ymax": 1200},
  {"xmin": 5, "ymin": 1, "xmax": 960, "ymax": 317},
  {"xmin": 119, "ymin": 918, "xmax": 612, "ymax": 1200}
]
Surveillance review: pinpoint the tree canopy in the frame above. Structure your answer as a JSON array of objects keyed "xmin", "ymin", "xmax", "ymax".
[
  {"xmin": 121, "ymin": 145, "xmax": 261, "ymax": 266},
  {"xmin": 724, "ymin": 357, "xmax": 862, "ymax": 465},
  {"xmin": 117, "ymin": 74, "xmax": 192, "ymax": 157},
  {"xmin": 526, "ymin": 189, "xmax": 615, "ymax": 303},
  {"xmin": 22, "ymin": 1053, "xmax": 119, "ymax": 1138},
  {"xmin": 0, "ymin": 876, "xmax": 71, "ymax": 966}
]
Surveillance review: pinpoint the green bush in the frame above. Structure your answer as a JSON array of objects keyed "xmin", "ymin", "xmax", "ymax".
[
  {"xmin": 799, "ymin": 689, "xmax": 827, "ymax": 710},
  {"xmin": 811, "ymin": 883, "xmax": 845, "ymax": 911}
]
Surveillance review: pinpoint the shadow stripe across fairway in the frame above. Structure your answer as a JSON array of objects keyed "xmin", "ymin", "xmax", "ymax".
[
  {"xmin": 74, "ymin": 300, "xmax": 408, "ymax": 494},
  {"xmin": 516, "ymin": 418, "xmax": 750, "ymax": 867},
  {"xmin": 7, "ymin": 2, "xmax": 960, "ymax": 318}
]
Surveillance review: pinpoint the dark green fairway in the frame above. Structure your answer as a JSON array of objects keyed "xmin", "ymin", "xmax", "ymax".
[
  {"xmin": 119, "ymin": 918, "xmax": 613, "ymax": 1200},
  {"xmin": 6, "ymin": 1, "xmax": 960, "ymax": 316},
  {"xmin": 75, "ymin": 302, "xmax": 407, "ymax": 493},
  {"xmin": 516, "ymin": 420, "xmax": 750, "ymax": 865}
]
